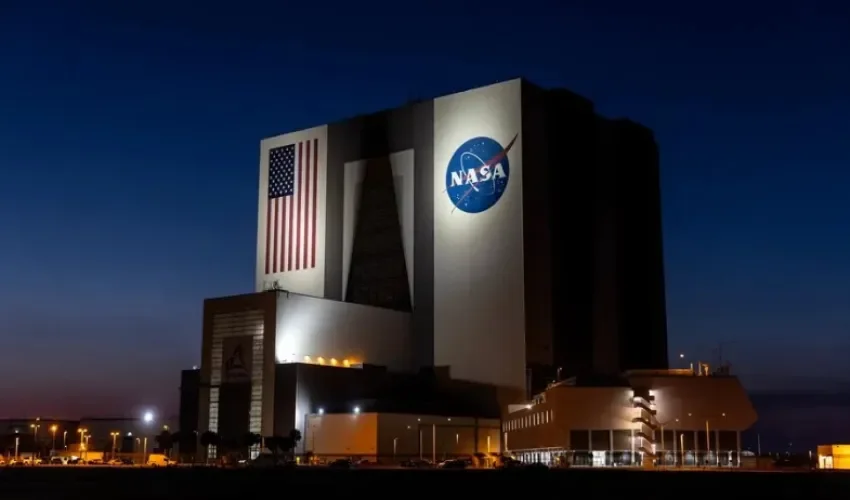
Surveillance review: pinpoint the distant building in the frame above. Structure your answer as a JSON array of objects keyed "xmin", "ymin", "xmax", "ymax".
[
  {"xmin": 0, "ymin": 418, "xmax": 78, "ymax": 456},
  {"xmin": 79, "ymin": 416, "xmax": 176, "ymax": 455}
]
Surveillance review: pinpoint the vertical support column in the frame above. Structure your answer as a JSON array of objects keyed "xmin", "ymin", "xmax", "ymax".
[
  {"xmin": 609, "ymin": 429, "xmax": 614, "ymax": 467},
  {"xmin": 714, "ymin": 430, "xmax": 720, "ymax": 466},
  {"xmin": 630, "ymin": 429, "xmax": 635, "ymax": 458},
  {"xmin": 672, "ymin": 429, "xmax": 677, "ymax": 465},
  {"xmin": 588, "ymin": 430, "xmax": 593, "ymax": 453},
  {"xmin": 736, "ymin": 431, "xmax": 741, "ymax": 467},
  {"xmin": 693, "ymin": 431, "xmax": 699, "ymax": 465},
  {"xmin": 432, "ymin": 424, "xmax": 436, "ymax": 464},
  {"xmin": 474, "ymin": 418, "xmax": 479, "ymax": 453}
]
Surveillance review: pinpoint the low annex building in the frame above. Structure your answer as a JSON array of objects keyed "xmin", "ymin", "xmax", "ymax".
[
  {"xmin": 305, "ymin": 411, "xmax": 500, "ymax": 463},
  {"xmin": 503, "ymin": 366, "xmax": 757, "ymax": 467}
]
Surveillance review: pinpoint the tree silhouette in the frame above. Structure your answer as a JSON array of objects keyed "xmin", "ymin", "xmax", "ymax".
[
  {"xmin": 289, "ymin": 429, "xmax": 302, "ymax": 453},
  {"xmin": 241, "ymin": 432, "xmax": 262, "ymax": 455},
  {"xmin": 264, "ymin": 435, "xmax": 283, "ymax": 462},
  {"xmin": 282, "ymin": 429, "xmax": 302, "ymax": 459},
  {"xmin": 155, "ymin": 430, "xmax": 173, "ymax": 454},
  {"xmin": 199, "ymin": 431, "xmax": 220, "ymax": 462}
]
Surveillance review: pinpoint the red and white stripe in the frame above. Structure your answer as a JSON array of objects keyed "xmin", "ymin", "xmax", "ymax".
[{"xmin": 265, "ymin": 138, "xmax": 319, "ymax": 274}]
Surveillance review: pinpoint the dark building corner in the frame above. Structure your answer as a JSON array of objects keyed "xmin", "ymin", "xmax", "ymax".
[{"xmin": 178, "ymin": 368, "xmax": 200, "ymax": 455}]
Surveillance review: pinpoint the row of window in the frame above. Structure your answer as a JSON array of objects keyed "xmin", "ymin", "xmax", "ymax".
[
  {"xmin": 505, "ymin": 409, "xmax": 553, "ymax": 431},
  {"xmin": 510, "ymin": 449, "xmax": 741, "ymax": 468}
]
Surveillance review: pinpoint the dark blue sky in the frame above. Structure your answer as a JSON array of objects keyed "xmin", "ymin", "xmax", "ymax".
[{"xmin": 1, "ymin": 1, "xmax": 848, "ymax": 418}]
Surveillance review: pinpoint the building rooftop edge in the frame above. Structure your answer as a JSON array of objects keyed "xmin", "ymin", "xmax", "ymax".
[{"xmin": 259, "ymin": 76, "xmax": 579, "ymax": 142}]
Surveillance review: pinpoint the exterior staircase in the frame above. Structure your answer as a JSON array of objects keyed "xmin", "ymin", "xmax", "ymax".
[
  {"xmin": 635, "ymin": 431, "xmax": 654, "ymax": 442},
  {"xmin": 631, "ymin": 398, "xmax": 657, "ymax": 415},
  {"xmin": 632, "ymin": 391, "xmax": 658, "ymax": 465},
  {"xmin": 632, "ymin": 416, "xmax": 658, "ymax": 430}
]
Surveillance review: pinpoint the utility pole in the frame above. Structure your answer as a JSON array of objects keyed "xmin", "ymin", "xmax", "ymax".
[{"xmin": 715, "ymin": 341, "xmax": 736, "ymax": 369}]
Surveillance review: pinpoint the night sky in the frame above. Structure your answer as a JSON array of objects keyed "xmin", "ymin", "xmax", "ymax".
[{"xmin": 1, "ymin": 1, "xmax": 848, "ymax": 421}]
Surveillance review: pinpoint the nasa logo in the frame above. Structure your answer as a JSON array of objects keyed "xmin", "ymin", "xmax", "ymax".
[{"xmin": 445, "ymin": 134, "xmax": 518, "ymax": 214}]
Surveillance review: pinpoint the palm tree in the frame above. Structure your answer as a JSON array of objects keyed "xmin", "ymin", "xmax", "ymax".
[
  {"xmin": 155, "ymin": 430, "xmax": 173, "ymax": 456},
  {"xmin": 288, "ymin": 429, "xmax": 302, "ymax": 449},
  {"xmin": 241, "ymin": 432, "xmax": 262, "ymax": 457},
  {"xmin": 199, "ymin": 431, "xmax": 220, "ymax": 462},
  {"xmin": 287, "ymin": 429, "xmax": 302, "ymax": 460},
  {"xmin": 264, "ymin": 435, "xmax": 283, "ymax": 462}
]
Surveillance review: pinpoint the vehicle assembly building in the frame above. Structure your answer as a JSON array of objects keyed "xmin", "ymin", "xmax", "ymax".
[{"xmin": 186, "ymin": 78, "xmax": 747, "ymax": 465}]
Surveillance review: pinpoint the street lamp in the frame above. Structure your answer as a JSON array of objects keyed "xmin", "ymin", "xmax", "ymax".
[
  {"xmin": 63, "ymin": 430, "xmax": 67, "ymax": 449},
  {"xmin": 30, "ymin": 422, "xmax": 40, "ymax": 458},
  {"xmin": 77, "ymin": 428, "xmax": 88, "ymax": 460},
  {"xmin": 142, "ymin": 411, "xmax": 155, "ymax": 466},
  {"xmin": 111, "ymin": 432, "xmax": 120, "ymax": 460},
  {"xmin": 50, "ymin": 425, "xmax": 58, "ymax": 455}
]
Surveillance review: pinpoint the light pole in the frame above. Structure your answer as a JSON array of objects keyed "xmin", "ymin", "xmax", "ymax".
[
  {"xmin": 77, "ymin": 428, "xmax": 88, "ymax": 460},
  {"xmin": 30, "ymin": 422, "xmax": 40, "ymax": 458},
  {"xmin": 63, "ymin": 430, "xmax": 67, "ymax": 449},
  {"xmin": 142, "ymin": 411, "xmax": 154, "ymax": 465},
  {"xmin": 111, "ymin": 432, "xmax": 119, "ymax": 460},
  {"xmin": 50, "ymin": 425, "xmax": 58, "ymax": 455},
  {"xmin": 432, "ymin": 424, "xmax": 436, "ymax": 464},
  {"xmin": 14, "ymin": 430, "xmax": 20, "ymax": 460}
]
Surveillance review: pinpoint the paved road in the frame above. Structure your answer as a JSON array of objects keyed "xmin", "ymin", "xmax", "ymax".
[{"xmin": 1, "ymin": 466, "xmax": 848, "ymax": 499}]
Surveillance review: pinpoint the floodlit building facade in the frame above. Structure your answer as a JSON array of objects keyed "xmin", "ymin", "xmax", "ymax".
[
  {"xmin": 194, "ymin": 78, "xmax": 670, "ymax": 454},
  {"xmin": 817, "ymin": 444, "xmax": 850, "ymax": 470},
  {"xmin": 503, "ymin": 366, "xmax": 757, "ymax": 467},
  {"xmin": 305, "ymin": 412, "xmax": 500, "ymax": 463}
]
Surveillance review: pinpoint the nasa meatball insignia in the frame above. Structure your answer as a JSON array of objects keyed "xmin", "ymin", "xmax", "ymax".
[{"xmin": 445, "ymin": 134, "xmax": 517, "ymax": 214}]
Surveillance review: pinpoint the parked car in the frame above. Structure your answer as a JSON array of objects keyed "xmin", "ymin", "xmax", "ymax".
[
  {"xmin": 328, "ymin": 458, "xmax": 353, "ymax": 469},
  {"xmin": 401, "ymin": 459, "xmax": 433, "ymax": 468}
]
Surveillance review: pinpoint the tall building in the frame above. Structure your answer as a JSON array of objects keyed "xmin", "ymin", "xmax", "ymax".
[{"xmin": 197, "ymin": 78, "xmax": 669, "ymax": 445}]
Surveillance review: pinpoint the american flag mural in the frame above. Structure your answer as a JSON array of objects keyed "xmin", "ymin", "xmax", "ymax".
[{"xmin": 265, "ymin": 138, "xmax": 319, "ymax": 274}]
